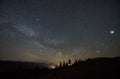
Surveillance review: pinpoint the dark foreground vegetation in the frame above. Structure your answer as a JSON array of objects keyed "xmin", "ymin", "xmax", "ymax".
[{"xmin": 0, "ymin": 57, "xmax": 120, "ymax": 79}]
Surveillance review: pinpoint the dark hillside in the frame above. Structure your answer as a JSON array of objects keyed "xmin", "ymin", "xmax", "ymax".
[{"xmin": 0, "ymin": 57, "xmax": 120, "ymax": 79}]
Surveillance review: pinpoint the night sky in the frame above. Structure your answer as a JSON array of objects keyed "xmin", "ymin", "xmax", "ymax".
[{"xmin": 0, "ymin": 0, "xmax": 120, "ymax": 64}]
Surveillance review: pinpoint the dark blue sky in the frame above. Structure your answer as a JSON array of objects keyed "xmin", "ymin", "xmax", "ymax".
[{"xmin": 0, "ymin": 0, "xmax": 120, "ymax": 64}]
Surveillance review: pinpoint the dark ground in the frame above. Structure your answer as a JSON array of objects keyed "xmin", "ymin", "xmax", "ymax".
[{"xmin": 0, "ymin": 57, "xmax": 120, "ymax": 79}]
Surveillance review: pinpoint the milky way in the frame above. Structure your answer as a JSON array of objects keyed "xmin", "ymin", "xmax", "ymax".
[{"xmin": 0, "ymin": 0, "xmax": 120, "ymax": 64}]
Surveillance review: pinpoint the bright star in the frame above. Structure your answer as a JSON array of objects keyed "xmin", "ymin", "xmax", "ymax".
[{"xmin": 110, "ymin": 30, "xmax": 114, "ymax": 34}]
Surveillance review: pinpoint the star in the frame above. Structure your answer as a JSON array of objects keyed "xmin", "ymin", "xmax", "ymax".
[
  {"xmin": 96, "ymin": 50, "xmax": 100, "ymax": 54},
  {"xmin": 36, "ymin": 18, "xmax": 40, "ymax": 22},
  {"xmin": 110, "ymin": 30, "xmax": 114, "ymax": 34}
]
